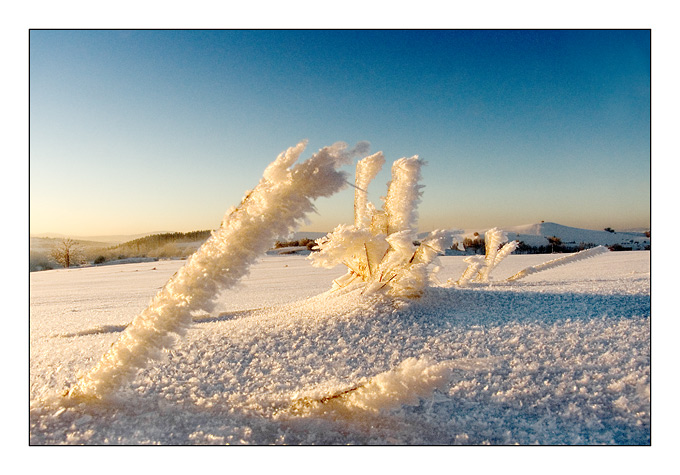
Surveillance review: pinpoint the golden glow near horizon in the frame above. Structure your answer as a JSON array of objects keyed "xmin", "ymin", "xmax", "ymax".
[{"xmin": 30, "ymin": 30, "xmax": 650, "ymax": 237}]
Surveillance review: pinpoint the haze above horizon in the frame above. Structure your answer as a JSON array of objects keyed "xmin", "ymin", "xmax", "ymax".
[{"xmin": 30, "ymin": 30, "xmax": 650, "ymax": 236}]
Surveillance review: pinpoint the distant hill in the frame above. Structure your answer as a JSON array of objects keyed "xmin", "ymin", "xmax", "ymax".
[
  {"xmin": 29, "ymin": 222, "xmax": 650, "ymax": 272},
  {"xmin": 114, "ymin": 230, "xmax": 212, "ymax": 250},
  {"xmin": 29, "ymin": 229, "xmax": 334, "ymax": 271},
  {"xmin": 454, "ymin": 222, "xmax": 650, "ymax": 251},
  {"xmin": 30, "ymin": 230, "xmax": 330, "ymax": 245}
]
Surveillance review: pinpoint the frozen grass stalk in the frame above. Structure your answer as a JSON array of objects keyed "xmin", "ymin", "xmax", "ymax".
[
  {"xmin": 289, "ymin": 356, "xmax": 497, "ymax": 417},
  {"xmin": 384, "ymin": 157, "xmax": 424, "ymax": 237},
  {"xmin": 506, "ymin": 246, "xmax": 609, "ymax": 282},
  {"xmin": 354, "ymin": 152, "xmax": 385, "ymax": 228},
  {"xmin": 66, "ymin": 141, "xmax": 357, "ymax": 401}
]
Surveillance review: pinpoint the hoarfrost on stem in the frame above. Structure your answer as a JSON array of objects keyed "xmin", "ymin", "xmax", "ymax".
[
  {"xmin": 66, "ymin": 141, "xmax": 364, "ymax": 401},
  {"xmin": 505, "ymin": 245, "xmax": 610, "ymax": 282}
]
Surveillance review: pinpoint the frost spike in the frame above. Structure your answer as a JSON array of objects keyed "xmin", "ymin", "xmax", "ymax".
[
  {"xmin": 364, "ymin": 243, "xmax": 373, "ymax": 277},
  {"xmin": 494, "ymin": 240, "xmax": 519, "ymax": 267},
  {"xmin": 474, "ymin": 228, "xmax": 508, "ymax": 283},
  {"xmin": 456, "ymin": 255, "xmax": 483, "ymax": 287},
  {"xmin": 383, "ymin": 157, "xmax": 424, "ymax": 237},
  {"xmin": 354, "ymin": 152, "xmax": 385, "ymax": 228},
  {"xmin": 287, "ymin": 357, "xmax": 496, "ymax": 417}
]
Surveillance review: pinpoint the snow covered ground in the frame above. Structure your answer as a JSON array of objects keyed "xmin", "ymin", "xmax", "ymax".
[{"xmin": 29, "ymin": 251, "xmax": 650, "ymax": 445}]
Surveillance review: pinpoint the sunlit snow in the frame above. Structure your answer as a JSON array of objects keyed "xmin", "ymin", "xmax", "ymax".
[{"xmin": 30, "ymin": 251, "xmax": 650, "ymax": 445}]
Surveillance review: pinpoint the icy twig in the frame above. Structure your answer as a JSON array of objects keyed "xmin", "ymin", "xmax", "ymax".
[
  {"xmin": 288, "ymin": 356, "xmax": 497, "ymax": 417},
  {"xmin": 506, "ymin": 245, "xmax": 610, "ymax": 282},
  {"xmin": 456, "ymin": 255, "xmax": 484, "ymax": 287},
  {"xmin": 354, "ymin": 152, "xmax": 385, "ymax": 228}
]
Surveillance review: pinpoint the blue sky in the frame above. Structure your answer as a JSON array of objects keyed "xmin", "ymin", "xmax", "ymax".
[{"xmin": 29, "ymin": 30, "xmax": 650, "ymax": 236}]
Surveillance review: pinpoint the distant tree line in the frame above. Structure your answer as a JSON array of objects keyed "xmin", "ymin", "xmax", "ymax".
[
  {"xmin": 33, "ymin": 231, "xmax": 215, "ymax": 271},
  {"xmin": 96, "ymin": 230, "xmax": 213, "ymax": 263},
  {"xmin": 37, "ymin": 231, "xmax": 325, "ymax": 271},
  {"xmin": 274, "ymin": 238, "xmax": 318, "ymax": 251},
  {"xmin": 116, "ymin": 230, "xmax": 212, "ymax": 251},
  {"xmin": 514, "ymin": 239, "xmax": 602, "ymax": 254},
  {"xmin": 38, "ymin": 226, "xmax": 652, "ymax": 272}
]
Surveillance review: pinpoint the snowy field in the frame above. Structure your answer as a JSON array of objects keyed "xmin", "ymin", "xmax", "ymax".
[{"xmin": 29, "ymin": 251, "xmax": 650, "ymax": 446}]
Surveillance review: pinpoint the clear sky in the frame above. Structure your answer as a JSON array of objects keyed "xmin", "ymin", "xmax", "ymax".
[{"xmin": 29, "ymin": 29, "xmax": 650, "ymax": 236}]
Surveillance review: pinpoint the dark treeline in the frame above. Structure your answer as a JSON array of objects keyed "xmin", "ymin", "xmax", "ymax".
[
  {"xmin": 116, "ymin": 230, "xmax": 213, "ymax": 250},
  {"xmin": 274, "ymin": 238, "xmax": 317, "ymax": 251},
  {"xmin": 451, "ymin": 236, "xmax": 647, "ymax": 255},
  {"xmin": 102, "ymin": 230, "xmax": 213, "ymax": 261}
]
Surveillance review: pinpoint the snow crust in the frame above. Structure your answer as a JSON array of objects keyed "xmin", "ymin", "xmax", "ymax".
[{"xmin": 30, "ymin": 251, "xmax": 650, "ymax": 445}]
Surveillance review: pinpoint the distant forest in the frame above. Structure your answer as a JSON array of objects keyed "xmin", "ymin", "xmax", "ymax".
[
  {"xmin": 32, "ymin": 227, "xmax": 650, "ymax": 272},
  {"xmin": 114, "ymin": 230, "xmax": 212, "ymax": 251},
  {"xmin": 105, "ymin": 230, "xmax": 213, "ymax": 260}
]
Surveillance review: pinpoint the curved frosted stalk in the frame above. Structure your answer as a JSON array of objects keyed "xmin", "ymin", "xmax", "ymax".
[
  {"xmin": 475, "ymin": 228, "xmax": 506, "ymax": 282},
  {"xmin": 67, "ymin": 141, "xmax": 352, "ymax": 401},
  {"xmin": 506, "ymin": 246, "xmax": 609, "ymax": 282},
  {"xmin": 291, "ymin": 356, "xmax": 496, "ymax": 417}
]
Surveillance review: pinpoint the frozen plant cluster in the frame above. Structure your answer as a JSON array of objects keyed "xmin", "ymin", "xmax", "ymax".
[
  {"xmin": 29, "ymin": 137, "xmax": 647, "ymax": 446},
  {"xmin": 311, "ymin": 154, "xmax": 451, "ymax": 298},
  {"xmin": 310, "ymin": 154, "xmax": 609, "ymax": 295}
]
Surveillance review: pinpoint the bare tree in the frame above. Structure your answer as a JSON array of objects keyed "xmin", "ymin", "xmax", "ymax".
[
  {"xmin": 50, "ymin": 238, "xmax": 82, "ymax": 268},
  {"xmin": 547, "ymin": 236, "xmax": 562, "ymax": 253}
]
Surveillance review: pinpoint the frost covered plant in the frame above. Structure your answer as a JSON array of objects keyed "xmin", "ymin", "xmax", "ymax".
[
  {"xmin": 293, "ymin": 358, "xmax": 454, "ymax": 417},
  {"xmin": 452, "ymin": 234, "xmax": 610, "ymax": 285},
  {"xmin": 505, "ymin": 245, "xmax": 609, "ymax": 282},
  {"xmin": 454, "ymin": 227, "xmax": 519, "ymax": 286},
  {"xmin": 311, "ymin": 154, "xmax": 451, "ymax": 298},
  {"xmin": 287, "ymin": 356, "xmax": 496, "ymax": 418},
  {"xmin": 66, "ymin": 141, "xmax": 365, "ymax": 401}
]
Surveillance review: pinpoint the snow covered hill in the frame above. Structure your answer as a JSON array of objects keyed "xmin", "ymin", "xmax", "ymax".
[
  {"xmin": 29, "ymin": 252, "xmax": 650, "ymax": 445},
  {"xmin": 451, "ymin": 222, "xmax": 650, "ymax": 250}
]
